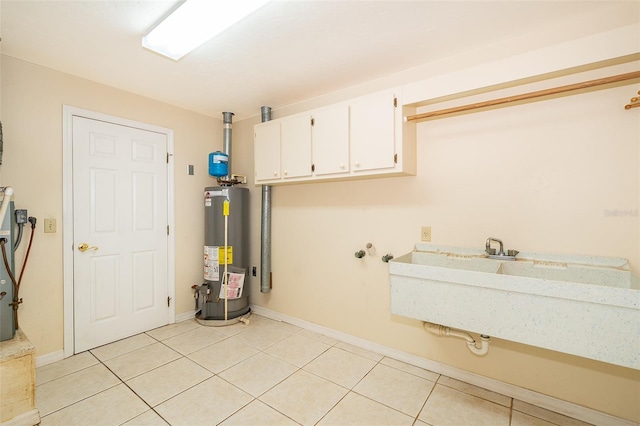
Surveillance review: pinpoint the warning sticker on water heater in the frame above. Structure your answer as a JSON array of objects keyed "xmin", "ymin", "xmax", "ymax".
[
  {"xmin": 204, "ymin": 189, "xmax": 229, "ymax": 207},
  {"xmin": 203, "ymin": 246, "xmax": 219, "ymax": 281},
  {"xmin": 204, "ymin": 246, "xmax": 234, "ymax": 281},
  {"xmin": 219, "ymin": 272, "xmax": 245, "ymax": 299},
  {"xmin": 218, "ymin": 246, "xmax": 233, "ymax": 264}
]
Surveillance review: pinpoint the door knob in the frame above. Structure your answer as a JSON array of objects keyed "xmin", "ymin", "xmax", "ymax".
[{"xmin": 78, "ymin": 243, "xmax": 99, "ymax": 252}]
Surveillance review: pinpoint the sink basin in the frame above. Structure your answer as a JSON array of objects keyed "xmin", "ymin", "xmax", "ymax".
[
  {"xmin": 389, "ymin": 244, "xmax": 640, "ymax": 369},
  {"xmin": 497, "ymin": 261, "xmax": 638, "ymax": 289},
  {"xmin": 409, "ymin": 252, "xmax": 500, "ymax": 273}
]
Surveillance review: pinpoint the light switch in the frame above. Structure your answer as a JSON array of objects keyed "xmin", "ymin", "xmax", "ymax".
[{"xmin": 44, "ymin": 218, "xmax": 56, "ymax": 233}]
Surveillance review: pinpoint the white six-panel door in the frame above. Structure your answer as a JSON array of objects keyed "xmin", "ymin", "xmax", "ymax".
[{"xmin": 72, "ymin": 116, "xmax": 169, "ymax": 353}]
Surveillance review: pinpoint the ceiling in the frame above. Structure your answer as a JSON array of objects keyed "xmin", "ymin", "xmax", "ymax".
[{"xmin": 1, "ymin": 1, "xmax": 637, "ymax": 121}]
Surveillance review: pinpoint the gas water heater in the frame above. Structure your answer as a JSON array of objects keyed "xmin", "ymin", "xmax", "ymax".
[
  {"xmin": 199, "ymin": 186, "xmax": 250, "ymax": 322},
  {"xmin": 196, "ymin": 112, "xmax": 250, "ymax": 325}
]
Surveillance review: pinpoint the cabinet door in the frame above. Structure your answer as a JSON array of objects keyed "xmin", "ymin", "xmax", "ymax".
[
  {"xmin": 254, "ymin": 121, "xmax": 281, "ymax": 182},
  {"xmin": 281, "ymin": 114, "xmax": 312, "ymax": 179},
  {"xmin": 312, "ymin": 104, "xmax": 349, "ymax": 176},
  {"xmin": 350, "ymin": 89, "xmax": 396, "ymax": 172}
]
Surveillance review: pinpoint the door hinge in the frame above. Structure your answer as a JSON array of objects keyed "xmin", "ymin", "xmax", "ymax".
[
  {"xmin": 311, "ymin": 118, "xmax": 315, "ymax": 126},
  {"xmin": 311, "ymin": 164, "xmax": 315, "ymax": 173},
  {"xmin": 167, "ymin": 296, "xmax": 172, "ymax": 307},
  {"xmin": 393, "ymin": 97, "xmax": 397, "ymax": 107},
  {"xmin": 167, "ymin": 225, "xmax": 170, "ymax": 235},
  {"xmin": 394, "ymin": 153, "xmax": 398, "ymax": 164}
]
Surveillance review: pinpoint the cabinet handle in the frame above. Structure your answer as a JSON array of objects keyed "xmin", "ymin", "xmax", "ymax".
[
  {"xmin": 340, "ymin": 163, "xmax": 345, "ymax": 169},
  {"xmin": 284, "ymin": 170, "xmax": 288, "ymax": 176},
  {"xmin": 354, "ymin": 162, "xmax": 361, "ymax": 168},
  {"xmin": 273, "ymin": 171, "xmax": 278, "ymax": 176}
]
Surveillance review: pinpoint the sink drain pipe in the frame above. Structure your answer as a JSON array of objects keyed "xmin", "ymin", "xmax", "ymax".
[{"xmin": 423, "ymin": 322, "xmax": 490, "ymax": 356}]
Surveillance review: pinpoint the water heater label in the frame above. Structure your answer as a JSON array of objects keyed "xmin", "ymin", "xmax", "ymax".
[
  {"xmin": 204, "ymin": 245, "xmax": 219, "ymax": 281},
  {"xmin": 204, "ymin": 189, "xmax": 229, "ymax": 198},
  {"xmin": 218, "ymin": 246, "xmax": 233, "ymax": 265},
  {"xmin": 204, "ymin": 189, "xmax": 230, "ymax": 207},
  {"xmin": 204, "ymin": 246, "xmax": 234, "ymax": 280},
  {"xmin": 219, "ymin": 272, "xmax": 245, "ymax": 299}
]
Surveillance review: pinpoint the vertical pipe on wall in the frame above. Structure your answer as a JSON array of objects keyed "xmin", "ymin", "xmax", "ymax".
[
  {"xmin": 222, "ymin": 112, "xmax": 234, "ymax": 179},
  {"xmin": 260, "ymin": 106, "xmax": 272, "ymax": 293}
]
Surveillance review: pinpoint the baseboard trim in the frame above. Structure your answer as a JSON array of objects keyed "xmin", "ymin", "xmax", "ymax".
[
  {"xmin": 0, "ymin": 408, "xmax": 40, "ymax": 426},
  {"xmin": 250, "ymin": 304, "xmax": 636, "ymax": 426},
  {"xmin": 36, "ymin": 312, "xmax": 197, "ymax": 367},
  {"xmin": 175, "ymin": 310, "xmax": 196, "ymax": 323},
  {"xmin": 35, "ymin": 350, "xmax": 64, "ymax": 368}
]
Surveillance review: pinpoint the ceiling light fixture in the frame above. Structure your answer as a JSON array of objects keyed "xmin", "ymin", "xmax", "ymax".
[{"xmin": 142, "ymin": 0, "xmax": 270, "ymax": 60}]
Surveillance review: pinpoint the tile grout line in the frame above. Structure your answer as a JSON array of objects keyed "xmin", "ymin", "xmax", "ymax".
[
  {"xmin": 87, "ymin": 328, "xmax": 221, "ymax": 425},
  {"xmin": 411, "ymin": 371, "xmax": 441, "ymax": 426},
  {"xmin": 312, "ymin": 349, "xmax": 382, "ymax": 425},
  {"xmin": 92, "ymin": 342, "xmax": 173, "ymax": 426},
  {"xmin": 35, "ymin": 354, "xmax": 101, "ymax": 387},
  {"xmin": 226, "ymin": 325, "xmax": 397, "ymax": 425},
  {"xmin": 37, "ymin": 358, "xmax": 127, "ymax": 420},
  {"xmin": 508, "ymin": 396, "xmax": 514, "ymax": 426},
  {"xmin": 116, "ymin": 323, "xmax": 269, "ymax": 425},
  {"xmin": 247, "ymin": 330, "xmax": 444, "ymax": 425},
  {"xmin": 37, "ymin": 379, "xmax": 122, "ymax": 420},
  {"xmin": 210, "ymin": 331, "xmax": 326, "ymax": 426}
]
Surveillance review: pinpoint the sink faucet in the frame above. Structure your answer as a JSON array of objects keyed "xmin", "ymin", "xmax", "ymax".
[{"xmin": 485, "ymin": 238, "xmax": 504, "ymax": 256}]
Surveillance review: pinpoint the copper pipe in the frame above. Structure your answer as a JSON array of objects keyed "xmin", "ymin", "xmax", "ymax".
[{"xmin": 406, "ymin": 71, "xmax": 640, "ymax": 122}]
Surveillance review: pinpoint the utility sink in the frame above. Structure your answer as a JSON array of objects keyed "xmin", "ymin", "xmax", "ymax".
[{"xmin": 389, "ymin": 244, "xmax": 640, "ymax": 370}]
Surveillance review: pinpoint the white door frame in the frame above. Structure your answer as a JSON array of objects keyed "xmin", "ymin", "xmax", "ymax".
[{"xmin": 62, "ymin": 106, "xmax": 175, "ymax": 358}]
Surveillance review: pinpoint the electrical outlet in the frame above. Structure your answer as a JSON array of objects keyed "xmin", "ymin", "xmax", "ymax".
[
  {"xmin": 15, "ymin": 210, "xmax": 28, "ymax": 224},
  {"xmin": 421, "ymin": 226, "xmax": 432, "ymax": 242},
  {"xmin": 44, "ymin": 218, "xmax": 56, "ymax": 234}
]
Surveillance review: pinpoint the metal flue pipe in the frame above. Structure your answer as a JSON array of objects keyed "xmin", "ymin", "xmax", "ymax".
[
  {"xmin": 222, "ymin": 112, "xmax": 234, "ymax": 179},
  {"xmin": 260, "ymin": 106, "xmax": 272, "ymax": 293}
]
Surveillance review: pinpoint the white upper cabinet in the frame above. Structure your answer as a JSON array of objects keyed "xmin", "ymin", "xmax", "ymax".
[
  {"xmin": 311, "ymin": 104, "xmax": 350, "ymax": 176},
  {"xmin": 349, "ymin": 88, "xmax": 396, "ymax": 172},
  {"xmin": 281, "ymin": 113, "xmax": 312, "ymax": 179},
  {"xmin": 254, "ymin": 120, "xmax": 281, "ymax": 182},
  {"xmin": 254, "ymin": 86, "xmax": 415, "ymax": 185}
]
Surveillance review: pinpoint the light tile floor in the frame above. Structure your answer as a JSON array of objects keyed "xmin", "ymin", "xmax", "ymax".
[{"xmin": 35, "ymin": 315, "xmax": 592, "ymax": 426}]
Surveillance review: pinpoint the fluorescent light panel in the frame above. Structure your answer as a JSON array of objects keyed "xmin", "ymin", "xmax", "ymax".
[{"xmin": 143, "ymin": 0, "xmax": 269, "ymax": 60}]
